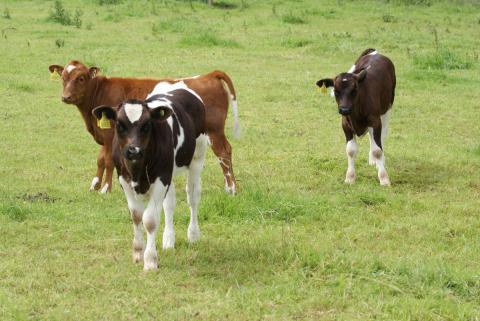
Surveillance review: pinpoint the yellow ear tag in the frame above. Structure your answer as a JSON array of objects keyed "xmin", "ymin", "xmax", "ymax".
[
  {"xmin": 50, "ymin": 70, "xmax": 60, "ymax": 81},
  {"xmin": 97, "ymin": 112, "xmax": 111, "ymax": 129},
  {"xmin": 320, "ymin": 83, "xmax": 327, "ymax": 94}
]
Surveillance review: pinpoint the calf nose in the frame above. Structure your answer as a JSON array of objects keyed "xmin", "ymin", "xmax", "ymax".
[
  {"xmin": 339, "ymin": 106, "xmax": 352, "ymax": 115},
  {"xmin": 62, "ymin": 95, "xmax": 71, "ymax": 102},
  {"xmin": 125, "ymin": 146, "xmax": 142, "ymax": 160}
]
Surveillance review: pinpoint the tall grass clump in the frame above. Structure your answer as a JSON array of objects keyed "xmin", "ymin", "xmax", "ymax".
[
  {"xmin": 3, "ymin": 7, "xmax": 11, "ymax": 19},
  {"xmin": 48, "ymin": 1, "xmax": 83, "ymax": 27},
  {"xmin": 180, "ymin": 30, "xmax": 240, "ymax": 47},
  {"xmin": 282, "ymin": 12, "xmax": 306, "ymax": 24},
  {"xmin": 413, "ymin": 49, "xmax": 475, "ymax": 70}
]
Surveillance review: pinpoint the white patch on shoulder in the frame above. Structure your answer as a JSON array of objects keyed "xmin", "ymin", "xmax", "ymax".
[
  {"xmin": 148, "ymin": 81, "xmax": 203, "ymax": 104},
  {"xmin": 347, "ymin": 64, "xmax": 356, "ymax": 73},
  {"xmin": 66, "ymin": 64, "xmax": 76, "ymax": 73},
  {"xmin": 124, "ymin": 103, "xmax": 143, "ymax": 124},
  {"xmin": 368, "ymin": 50, "xmax": 378, "ymax": 55}
]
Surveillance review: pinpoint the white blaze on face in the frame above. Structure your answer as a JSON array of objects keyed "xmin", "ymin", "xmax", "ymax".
[
  {"xmin": 124, "ymin": 103, "xmax": 143, "ymax": 124},
  {"xmin": 66, "ymin": 64, "xmax": 76, "ymax": 73}
]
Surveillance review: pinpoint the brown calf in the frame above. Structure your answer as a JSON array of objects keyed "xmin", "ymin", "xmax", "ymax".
[
  {"xmin": 48, "ymin": 61, "xmax": 240, "ymax": 194},
  {"xmin": 316, "ymin": 48, "xmax": 396, "ymax": 185}
]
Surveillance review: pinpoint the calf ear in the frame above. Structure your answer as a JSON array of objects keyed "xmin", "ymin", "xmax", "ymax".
[
  {"xmin": 354, "ymin": 69, "xmax": 367, "ymax": 83},
  {"xmin": 150, "ymin": 106, "xmax": 173, "ymax": 121},
  {"xmin": 89, "ymin": 67, "xmax": 100, "ymax": 78},
  {"xmin": 92, "ymin": 105, "xmax": 117, "ymax": 121},
  {"xmin": 49, "ymin": 65, "xmax": 64, "ymax": 75},
  {"xmin": 316, "ymin": 78, "xmax": 334, "ymax": 88}
]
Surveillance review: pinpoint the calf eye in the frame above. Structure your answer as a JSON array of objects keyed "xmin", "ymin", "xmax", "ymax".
[
  {"xmin": 117, "ymin": 122, "xmax": 127, "ymax": 134},
  {"xmin": 140, "ymin": 123, "xmax": 151, "ymax": 133},
  {"xmin": 78, "ymin": 77, "xmax": 85, "ymax": 83}
]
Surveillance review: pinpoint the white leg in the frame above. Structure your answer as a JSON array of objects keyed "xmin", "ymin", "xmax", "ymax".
[
  {"xmin": 186, "ymin": 135, "xmax": 207, "ymax": 243},
  {"xmin": 89, "ymin": 177, "xmax": 100, "ymax": 191},
  {"xmin": 143, "ymin": 178, "xmax": 168, "ymax": 270},
  {"xmin": 162, "ymin": 182, "xmax": 176, "ymax": 250},
  {"xmin": 378, "ymin": 110, "xmax": 391, "ymax": 186},
  {"xmin": 345, "ymin": 138, "xmax": 358, "ymax": 184},
  {"xmin": 119, "ymin": 176, "xmax": 145, "ymax": 263},
  {"xmin": 370, "ymin": 127, "xmax": 391, "ymax": 186}
]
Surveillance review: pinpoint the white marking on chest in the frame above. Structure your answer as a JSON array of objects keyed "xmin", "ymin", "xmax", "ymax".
[
  {"xmin": 66, "ymin": 64, "xmax": 76, "ymax": 73},
  {"xmin": 148, "ymin": 81, "xmax": 203, "ymax": 104},
  {"xmin": 124, "ymin": 103, "xmax": 143, "ymax": 124},
  {"xmin": 368, "ymin": 50, "xmax": 378, "ymax": 55}
]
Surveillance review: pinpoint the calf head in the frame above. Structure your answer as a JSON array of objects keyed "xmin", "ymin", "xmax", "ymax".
[
  {"xmin": 92, "ymin": 98, "xmax": 173, "ymax": 165},
  {"xmin": 48, "ymin": 61, "xmax": 100, "ymax": 105},
  {"xmin": 316, "ymin": 69, "xmax": 367, "ymax": 116}
]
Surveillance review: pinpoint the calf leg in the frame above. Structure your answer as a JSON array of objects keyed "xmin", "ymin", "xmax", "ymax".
[
  {"xmin": 342, "ymin": 118, "xmax": 357, "ymax": 184},
  {"xmin": 186, "ymin": 135, "xmax": 208, "ymax": 243},
  {"xmin": 90, "ymin": 146, "xmax": 105, "ymax": 191},
  {"xmin": 143, "ymin": 179, "xmax": 168, "ymax": 270},
  {"xmin": 162, "ymin": 183, "xmax": 176, "ymax": 250},
  {"xmin": 100, "ymin": 146, "xmax": 114, "ymax": 193},
  {"xmin": 209, "ymin": 132, "xmax": 237, "ymax": 195},
  {"xmin": 119, "ymin": 176, "xmax": 145, "ymax": 263},
  {"xmin": 369, "ymin": 124, "xmax": 391, "ymax": 186}
]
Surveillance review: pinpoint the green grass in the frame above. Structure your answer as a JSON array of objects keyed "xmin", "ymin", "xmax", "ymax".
[{"xmin": 1, "ymin": 0, "xmax": 480, "ymax": 320}]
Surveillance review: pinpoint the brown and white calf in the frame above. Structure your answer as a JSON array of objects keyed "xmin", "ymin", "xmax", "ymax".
[
  {"xmin": 93, "ymin": 82, "xmax": 207, "ymax": 270},
  {"xmin": 316, "ymin": 48, "xmax": 396, "ymax": 185},
  {"xmin": 48, "ymin": 61, "xmax": 240, "ymax": 194}
]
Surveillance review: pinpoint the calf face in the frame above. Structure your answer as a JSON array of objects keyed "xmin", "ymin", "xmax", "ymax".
[
  {"xmin": 92, "ymin": 99, "xmax": 172, "ymax": 164},
  {"xmin": 48, "ymin": 61, "xmax": 100, "ymax": 105},
  {"xmin": 316, "ymin": 69, "xmax": 366, "ymax": 115}
]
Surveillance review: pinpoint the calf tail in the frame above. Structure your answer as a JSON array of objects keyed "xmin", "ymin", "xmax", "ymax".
[{"xmin": 211, "ymin": 70, "xmax": 241, "ymax": 139}]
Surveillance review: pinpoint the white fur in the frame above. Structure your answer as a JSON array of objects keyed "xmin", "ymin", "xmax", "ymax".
[
  {"xmin": 347, "ymin": 64, "xmax": 356, "ymax": 73},
  {"xmin": 124, "ymin": 103, "xmax": 143, "ymax": 124},
  {"xmin": 186, "ymin": 134, "xmax": 208, "ymax": 243},
  {"xmin": 368, "ymin": 50, "xmax": 378, "ymax": 55},
  {"xmin": 146, "ymin": 97, "xmax": 173, "ymax": 110},
  {"xmin": 162, "ymin": 183, "xmax": 176, "ymax": 249},
  {"xmin": 231, "ymin": 97, "xmax": 241, "ymax": 139},
  {"xmin": 89, "ymin": 177, "xmax": 100, "ymax": 191},
  {"xmin": 345, "ymin": 139, "xmax": 358, "ymax": 184},
  {"xmin": 66, "ymin": 64, "xmax": 76, "ymax": 73},
  {"xmin": 367, "ymin": 110, "xmax": 391, "ymax": 186},
  {"xmin": 148, "ymin": 81, "xmax": 203, "ymax": 104},
  {"xmin": 100, "ymin": 183, "xmax": 109, "ymax": 194},
  {"xmin": 119, "ymin": 176, "xmax": 145, "ymax": 263}
]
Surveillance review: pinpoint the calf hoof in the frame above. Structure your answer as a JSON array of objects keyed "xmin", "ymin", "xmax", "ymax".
[
  {"xmin": 187, "ymin": 225, "xmax": 201, "ymax": 243},
  {"xmin": 344, "ymin": 170, "xmax": 356, "ymax": 184},
  {"xmin": 99, "ymin": 184, "xmax": 110, "ymax": 194},
  {"xmin": 379, "ymin": 170, "xmax": 391, "ymax": 186},
  {"xmin": 132, "ymin": 250, "xmax": 143, "ymax": 263},
  {"xmin": 162, "ymin": 231, "xmax": 175, "ymax": 250},
  {"xmin": 143, "ymin": 251, "xmax": 158, "ymax": 271},
  {"xmin": 89, "ymin": 177, "xmax": 101, "ymax": 191},
  {"xmin": 224, "ymin": 185, "xmax": 236, "ymax": 195}
]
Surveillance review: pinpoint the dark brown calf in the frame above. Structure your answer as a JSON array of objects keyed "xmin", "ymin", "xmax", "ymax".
[
  {"xmin": 316, "ymin": 48, "xmax": 396, "ymax": 185},
  {"xmin": 48, "ymin": 61, "xmax": 240, "ymax": 194}
]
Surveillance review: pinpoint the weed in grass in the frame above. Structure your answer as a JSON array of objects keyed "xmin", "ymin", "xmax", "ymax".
[
  {"xmin": 282, "ymin": 12, "xmax": 306, "ymax": 24},
  {"xmin": 1, "ymin": 203, "xmax": 29, "ymax": 222},
  {"xmin": 179, "ymin": 30, "xmax": 239, "ymax": 47},
  {"xmin": 3, "ymin": 7, "xmax": 11, "ymax": 19},
  {"xmin": 382, "ymin": 14, "xmax": 397, "ymax": 23},
  {"xmin": 73, "ymin": 9, "xmax": 83, "ymax": 28},
  {"xmin": 99, "ymin": 0, "xmax": 123, "ymax": 5},
  {"xmin": 55, "ymin": 38, "xmax": 65, "ymax": 48},
  {"xmin": 48, "ymin": 1, "xmax": 71, "ymax": 25},
  {"xmin": 212, "ymin": 1, "xmax": 237, "ymax": 9},
  {"xmin": 282, "ymin": 37, "xmax": 312, "ymax": 48}
]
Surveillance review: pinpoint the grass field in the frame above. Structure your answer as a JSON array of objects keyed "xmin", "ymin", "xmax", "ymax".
[{"xmin": 1, "ymin": 0, "xmax": 480, "ymax": 320}]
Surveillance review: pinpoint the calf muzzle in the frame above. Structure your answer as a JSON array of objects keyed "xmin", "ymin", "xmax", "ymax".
[
  {"xmin": 125, "ymin": 146, "xmax": 143, "ymax": 161},
  {"xmin": 338, "ymin": 106, "xmax": 352, "ymax": 115}
]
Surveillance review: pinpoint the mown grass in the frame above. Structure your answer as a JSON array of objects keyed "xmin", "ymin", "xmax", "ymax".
[{"xmin": 1, "ymin": 0, "xmax": 480, "ymax": 320}]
